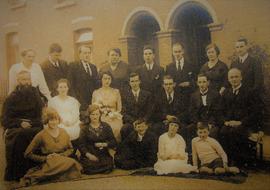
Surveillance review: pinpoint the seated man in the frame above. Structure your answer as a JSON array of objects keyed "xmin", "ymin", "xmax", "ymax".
[
  {"xmin": 152, "ymin": 75, "xmax": 188, "ymax": 137},
  {"xmin": 188, "ymin": 74, "xmax": 221, "ymax": 140},
  {"xmin": 220, "ymin": 68, "xmax": 257, "ymax": 167},
  {"xmin": 1, "ymin": 71, "xmax": 44, "ymax": 181},
  {"xmin": 121, "ymin": 72, "xmax": 153, "ymax": 140},
  {"xmin": 115, "ymin": 119, "xmax": 158, "ymax": 170},
  {"xmin": 192, "ymin": 122, "xmax": 239, "ymax": 174}
]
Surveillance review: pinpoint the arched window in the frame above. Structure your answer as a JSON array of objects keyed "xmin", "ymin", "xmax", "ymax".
[{"xmin": 73, "ymin": 28, "xmax": 93, "ymax": 60}]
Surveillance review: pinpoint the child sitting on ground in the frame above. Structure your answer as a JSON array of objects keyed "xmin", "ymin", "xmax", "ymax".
[{"xmin": 192, "ymin": 122, "xmax": 239, "ymax": 174}]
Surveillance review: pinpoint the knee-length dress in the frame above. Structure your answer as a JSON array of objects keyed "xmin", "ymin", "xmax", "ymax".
[
  {"xmin": 92, "ymin": 88, "xmax": 123, "ymax": 141},
  {"xmin": 48, "ymin": 96, "xmax": 81, "ymax": 141},
  {"xmin": 22, "ymin": 128, "xmax": 82, "ymax": 184},
  {"xmin": 78, "ymin": 122, "xmax": 117, "ymax": 174},
  {"xmin": 154, "ymin": 133, "xmax": 197, "ymax": 175}
]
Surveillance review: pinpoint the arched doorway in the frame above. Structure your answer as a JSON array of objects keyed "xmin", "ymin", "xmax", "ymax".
[
  {"xmin": 167, "ymin": 2, "xmax": 214, "ymax": 72},
  {"xmin": 121, "ymin": 8, "xmax": 162, "ymax": 69}
]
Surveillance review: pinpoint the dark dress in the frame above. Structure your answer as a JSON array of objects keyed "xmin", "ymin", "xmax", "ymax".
[
  {"xmin": 1, "ymin": 86, "xmax": 44, "ymax": 181},
  {"xmin": 200, "ymin": 60, "xmax": 228, "ymax": 91},
  {"xmin": 78, "ymin": 122, "xmax": 117, "ymax": 174},
  {"xmin": 115, "ymin": 130, "xmax": 158, "ymax": 170}
]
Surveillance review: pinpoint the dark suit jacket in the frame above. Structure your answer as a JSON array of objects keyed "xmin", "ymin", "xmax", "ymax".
[
  {"xmin": 122, "ymin": 89, "xmax": 153, "ymax": 124},
  {"xmin": 154, "ymin": 89, "xmax": 188, "ymax": 123},
  {"xmin": 41, "ymin": 59, "xmax": 69, "ymax": 96},
  {"xmin": 119, "ymin": 129, "xmax": 158, "ymax": 167},
  {"xmin": 136, "ymin": 63, "xmax": 164, "ymax": 94},
  {"xmin": 68, "ymin": 61, "xmax": 98, "ymax": 111},
  {"xmin": 221, "ymin": 85, "xmax": 256, "ymax": 128},
  {"xmin": 189, "ymin": 89, "xmax": 221, "ymax": 125},
  {"xmin": 231, "ymin": 55, "xmax": 263, "ymax": 92},
  {"xmin": 166, "ymin": 60, "xmax": 196, "ymax": 94}
]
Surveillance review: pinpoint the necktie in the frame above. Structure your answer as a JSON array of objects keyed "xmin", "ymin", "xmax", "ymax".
[
  {"xmin": 176, "ymin": 61, "xmax": 180, "ymax": 71},
  {"xmin": 134, "ymin": 92, "xmax": 139, "ymax": 102},
  {"xmin": 86, "ymin": 63, "xmax": 92, "ymax": 76},
  {"xmin": 168, "ymin": 93, "xmax": 173, "ymax": 104}
]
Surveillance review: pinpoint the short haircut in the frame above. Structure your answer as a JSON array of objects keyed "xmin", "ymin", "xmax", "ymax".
[
  {"xmin": 129, "ymin": 72, "xmax": 140, "ymax": 80},
  {"xmin": 205, "ymin": 43, "xmax": 220, "ymax": 56},
  {"xmin": 228, "ymin": 68, "xmax": 242, "ymax": 76},
  {"xmin": 87, "ymin": 104, "xmax": 101, "ymax": 115},
  {"xmin": 49, "ymin": 43, "xmax": 62, "ymax": 53},
  {"xmin": 197, "ymin": 73, "xmax": 209, "ymax": 81},
  {"xmin": 107, "ymin": 48, "xmax": 121, "ymax": 57},
  {"xmin": 163, "ymin": 75, "xmax": 174, "ymax": 83},
  {"xmin": 143, "ymin": 45, "xmax": 155, "ymax": 54},
  {"xmin": 133, "ymin": 118, "xmax": 147, "ymax": 127},
  {"xmin": 172, "ymin": 42, "xmax": 184, "ymax": 49},
  {"xmin": 42, "ymin": 107, "xmax": 61, "ymax": 124},
  {"xmin": 236, "ymin": 37, "xmax": 248, "ymax": 45},
  {"xmin": 100, "ymin": 71, "xmax": 114, "ymax": 81},
  {"xmin": 197, "ymin": 122, "xmax": 209, "ymax": 130},
  {"xmin": 21, "ymin": 49, "xmax": 35, "ymax": 57},
  {"xmin": 56, "ymin": 78, "xmax": 70, "ymax": 88},
  {"xmin": 78, "ymin": 45, "xmax": 91, "ymax": 54}
]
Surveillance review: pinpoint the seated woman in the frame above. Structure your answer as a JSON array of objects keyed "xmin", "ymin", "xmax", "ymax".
[
  {"xmin": 154, "ymin": 117, "xmax": 197, "ymax": 175},
  {"xmin": 48, "ymin": 78, "xmax": 81, "ymax": 142},
  {"xmin": 20, "ymin": 107, "xmax": 82, "ymax": 186},
  {"xmin": 92, "ymin": 71, "xmax": 123, "ymax": 141},
  {"xmin": 78, "ymin": 104, "xmax": 117, "ymax": 174}
]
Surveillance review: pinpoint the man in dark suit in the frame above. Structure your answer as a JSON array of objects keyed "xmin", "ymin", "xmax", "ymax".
[
  {"xmin": 152, "ymin": 75, "xmax": 188, "ymax": 136},
  {"xmin": 231, "ymin": 38, "xmax": 264, "ymax": 93},
  {"xmin": 115, "ymin": 119, "xmax": 158, "ymax": 170},
  {"xmin": 68, "ymin": 45, "xmax": 98, "ymax": 112},
  {"xmin": 120, "ymin": 72, "xmax": 153, "ymax": 140},
  {"xmin": 220, "ymin": 68, "xmax": 257, "ymax": 167},
  {"xmin": 166, "ymin": 42, "xmax": 196, "ymax": 100},
  {"xmin": 188, "ymin": 73, "xmax": 221, "ymax": 139},
  {"xmin": 41, "ymin": 43, "xmax": 69, "ymax": 97},
  {"xmin": 136, "ymin": 46, "xmax": 164, "ymax": 95}
]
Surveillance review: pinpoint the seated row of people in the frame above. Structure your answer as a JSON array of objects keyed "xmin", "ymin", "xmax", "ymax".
[{"xmin": 20, "ymin": 106, "xmax": 239, "ymax": 186}]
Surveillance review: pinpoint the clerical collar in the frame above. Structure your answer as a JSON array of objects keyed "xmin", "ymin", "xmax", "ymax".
[
  {"xmin": 239, "ymin": 53, "xmax": 248, "ymax": 63},
  {"xmin": 200, "ymin": 89, "xmax": 208, "ymax": 96}
]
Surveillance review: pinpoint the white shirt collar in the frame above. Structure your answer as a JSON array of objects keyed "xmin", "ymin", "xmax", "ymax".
[
  {"xmin": 239, "ymin": 53, "xmax": 249, "ymax": 63},
  {"xmin": 166, "ymin": 91, "xmax": 174, "ymax": 99},
  {"xmin": 200, "ymin": 89, "xmax": 208, "ymax": 96},
  {"xmin": 132, "ymin": 89, "xmax": 140, "ymax": 96},
  {"xmin": 232, "ymin": 83, "xmax": 242, "ymax": 92},
  {"xmin": 145, "ymin": 62, "xmax": 154, "ymax": 70},
  {"xmin": 49, "ymin": 56, "xmax": 59, "ymax": 66}
]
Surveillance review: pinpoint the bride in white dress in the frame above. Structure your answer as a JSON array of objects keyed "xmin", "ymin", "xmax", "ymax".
[
  {"xmin": 154, "ymin": 118, "xmax": 197, "ymax": 175},
  {"xmin": 92, "ymin": 71, "xmax": 123, "ymax": 142},
  {"xmin": 48, "ymin": 79, "xmax": 81, "ymax": 141}
]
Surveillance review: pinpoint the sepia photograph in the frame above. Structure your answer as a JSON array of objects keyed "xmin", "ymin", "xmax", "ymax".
[{"xmin": 0, "ymin": 0, "xmax": 270, "ymax": 189}]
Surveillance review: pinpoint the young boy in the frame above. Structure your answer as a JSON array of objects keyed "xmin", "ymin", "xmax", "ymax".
[
  {"xmin": 192, "ymin": 122, "xmax": 239, "ymax": 174},
  {"xmin": 115, "ymin": 118, "xmax": 158, "ymax": 169}
]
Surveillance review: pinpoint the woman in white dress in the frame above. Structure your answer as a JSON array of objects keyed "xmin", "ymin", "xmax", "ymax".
[
  {"xmin": 154, "ymin": 118, "xmax": 197, "ymax": 175},
  {"xmin": 48, "ymin": 79, "xmax": 81, "ymax": 141},
  {"xmin": 92, "ymin": 71, "xmax": 123, "ymax": 142}
]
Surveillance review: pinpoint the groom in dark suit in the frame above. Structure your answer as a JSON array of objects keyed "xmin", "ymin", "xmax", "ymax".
[
  {"xmin": 68, "ymin": 45, "xmax": 98, "ymax": 112},
  {"xmin": 136, "ymin": 46, "xmax": 164, "ymax": 96},
  {"xmin": 41, "ymin": 43, "xmax": 69, "ymax": 97},
  {"xmin": 121, "ymin": 72, "xmax": 153, "ymax": 140}
]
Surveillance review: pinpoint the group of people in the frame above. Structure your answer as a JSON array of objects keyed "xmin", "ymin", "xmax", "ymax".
[{"xmin": 1, "ymin": 37, "xmax": 264, "ymax": 186}]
